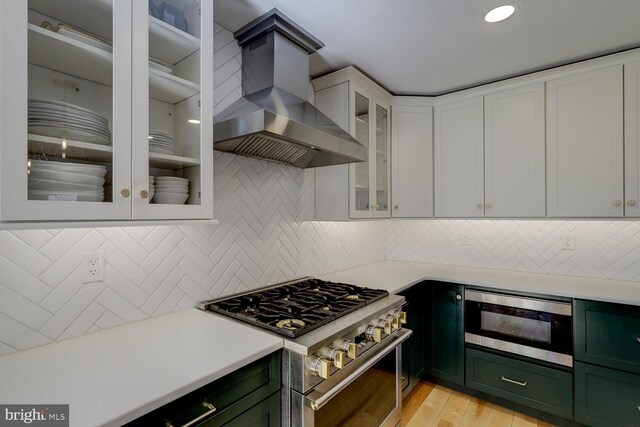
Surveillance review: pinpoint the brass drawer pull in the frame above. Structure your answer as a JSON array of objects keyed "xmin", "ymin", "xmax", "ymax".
[
  {"xmin": 166, "ymin": 402, "xmax": 217, "ymax": 427},
  {"xmin": 501, "ymin": 375, "xmax": 527, "ymax": 387}
]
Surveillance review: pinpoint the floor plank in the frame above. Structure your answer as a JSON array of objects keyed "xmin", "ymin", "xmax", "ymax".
[
  {"xmin": 432, "ymin": 391, "xmax": 471, "ymax": 427},
  {"xmin": 406, "ymin": 385, "xmax": 453, "ymax": 427},
  {"xmin": 484, "ymin": 404, "xmax": 515, "ymax": 427},
  {"xmin": 512, "ymin": 412, "xmax": 539, "ymax": 427},
  {"xmin": 402, "ymin": 381, "xmax": 435, "ymax": 426},
  {"xmin": 458, "ymin": 397, "xmax": 492, "ymax": 427}
]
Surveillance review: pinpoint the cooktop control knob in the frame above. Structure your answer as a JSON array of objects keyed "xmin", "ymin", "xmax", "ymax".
[
  {"xmin": 306, "ymin": 355, "xmax": 331, "ymax": 379},
  {"xmin": 376, "ymin": 318, "xmax": 393, "ymax": 335},
  {"xmin": 318, "ymin": 347, "xmax": 345, "ymax": 369},
  {"xmin": 386, "ymin": 314, "xmax": 400, "ymax": 331},
  {"xmin": 393, "ymin": 309, "xmax": 408, "ymax": 325},
  {"xmin": 365, "ymin": 325, "xmax": 383, "ymax": 343},
  {"xmin": 334, "ymin": 339, "xmax": 358, "ymax": 359}
]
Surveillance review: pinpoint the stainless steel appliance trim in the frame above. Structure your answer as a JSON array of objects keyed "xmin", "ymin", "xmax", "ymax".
[
  {"xmin": 464, "ymin": 290, "xmax": 572, "ymax": 316},
  {"xmin": 465, "ymin": 333, "xmax": 573, "ymax": 367},
  {"xmin": 305, "ymin": 328, "xmax": 412, "ymax": 410}
]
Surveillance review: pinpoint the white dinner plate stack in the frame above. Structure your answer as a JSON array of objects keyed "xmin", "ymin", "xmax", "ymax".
[
  {"xmin": 152, "ymin": 176, "xmax": 189, "ymax": 204},
  {"xmin": 28, "ymin": 160, "xmax": 107, "ymax": 202},
  {"xmin": 149, "ymin": 175, "xmax": 155, "ymax": 201},
  {"xmin": 28, "ymin": 98, "xmax": 111, "ymax": 145},
  {"xmin": 148, "ymin": 130, "xmax": 175, "ymax": 155}
]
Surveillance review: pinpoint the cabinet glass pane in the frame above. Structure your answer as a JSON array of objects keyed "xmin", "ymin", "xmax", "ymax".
[
  {"xmin": 375, "ymin": 104, "xmax": 388, "ymax": 212},
  {"xmin": 148, "ymin": 0, "xmax": 201, "ymax": 206},
  {"xmin": 27, "ymin": 0, "xmax": 115, "ymax": 203},
  {"xmin": 354, "ymin": 92, "xmax": 370, "ymax": 211}
]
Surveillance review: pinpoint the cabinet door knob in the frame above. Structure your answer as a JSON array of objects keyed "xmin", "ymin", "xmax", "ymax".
[
  {"xmin": 477, "ymin": 203, "xmax": 483, "ymax": 209},
  {"xmin": 456, "ymin": 294, "xmax": 462, "ymax": 301},
  {"xmin": 628, "ymin": 200, "xmax": 637, "ymax": 207},
  {"xmin": 613, "ymin": 199, "xmax": 622, "ymax": 207},
  {"xmin": 119, "ymin": 189, "xmax": 130, "ymax": 198},
  {"xmin": 139, "ymin": 190, "xmax": 149, "ymax": 199},
  {"xmin": 485, "ymin": 202, "xmax": 492, "ymax": 209},
  {"xmin": 394, "ymin": 205, "xmax": 399, "ymax": 210}
]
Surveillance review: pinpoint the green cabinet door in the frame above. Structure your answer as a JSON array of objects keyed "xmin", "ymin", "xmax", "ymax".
[
  {"xmin": 575, "ymin": 362, "xmax": 640, "ymax": 427},
  {"xmin": 204, "ymin": 392, "xmax": 281, "ymax": 427},
  {"xmin": 575, "ymin": 300, "xmax": 640, "ymax": 375},
  {"xmin": 426, "ymin": 282, "xmax": 464, "ymax": 386},
  {"xmin": 399, "ymin": 284, "xmax": 427, "ymax": 397}
]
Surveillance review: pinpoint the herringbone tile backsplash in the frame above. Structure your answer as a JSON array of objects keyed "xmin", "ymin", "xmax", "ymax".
[{"xmin": 2, "ymin": 24, "xmax": 640, "ymax": 356}]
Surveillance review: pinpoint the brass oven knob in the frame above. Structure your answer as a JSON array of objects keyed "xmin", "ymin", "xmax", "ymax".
[
  {"xmin": 394, "ymin": 310, "xmax": 407, "ymax": 325},
  {"xmin": 365, "ymin": 325, "xmax": 383, "ymax": 343},
  {"xmin": 386, "ymin": 314, "xmax": 400, "ymax": 331},
  {"xmin": 318, "ymin": 347, "xmax": 346, "ymax": 369},
  {"xmin": 334, "ymin": 339, "xmax": 358, "ymax": 359},
  {"xmin": 306, "ymin": 356, "xmax": 331, "ymax": 379}
]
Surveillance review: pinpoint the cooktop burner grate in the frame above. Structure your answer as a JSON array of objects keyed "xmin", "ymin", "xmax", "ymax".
[{"xmin": 201, "ymin": 278, "xmax": 389, "ymax": 338}]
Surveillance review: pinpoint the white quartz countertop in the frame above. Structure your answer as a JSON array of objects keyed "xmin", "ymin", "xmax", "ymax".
[
  {"xmin": 0, "ymin": 309, "xmax": 283, "ymax": 427},
  {"xmin": 322, "ymin": 260, "xmax": 640, "ymax": 306}
]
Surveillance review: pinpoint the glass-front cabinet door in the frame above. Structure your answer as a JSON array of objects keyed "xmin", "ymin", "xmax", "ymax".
[
  {"xmin": 0, "ymin": 0, "xmax": 212, "ymax": 221},
  {"xmin": 374, "ymin": 101, "xmax": 390, "ymax": 218},
  {"xmin": 131, "ymin": 0, "xmax": 213, "ymax": 220},
  {"xmin": 351, "ymin": 90, "xmax": 372, "ymax": 217},
  {"xmin": 0, "ymin": 0, "xmax": 132, "ymax": 220},
  {"xmin": 349, "ymin": 85, "xmax": 390, "ymax": 219}
]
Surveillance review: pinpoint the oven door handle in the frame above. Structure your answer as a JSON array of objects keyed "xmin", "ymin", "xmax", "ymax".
[{"xmin": 305, "ymin": 328, "xmax": 412, "ymax": 411}]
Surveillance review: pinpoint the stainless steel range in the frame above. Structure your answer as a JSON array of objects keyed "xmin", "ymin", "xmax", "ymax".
[{"xmin": 200, "ymin": 277, "xmax": 411, "ymax": 427}]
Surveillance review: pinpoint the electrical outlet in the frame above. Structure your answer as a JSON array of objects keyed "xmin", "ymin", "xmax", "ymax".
[
  {"xmin": 560, "ymin": 233, "xmax": 575, "ymax": 250},
  {"xmin": 82, "ymin": 252, "xmax": 104, "ymax": 283},
  {"xmin": 340, "ymin": 232, "xmax": 348, "ymax": 249},
  {"xmin": 460, "ymin": 233, "xmax": 472, "ymax": 246}
]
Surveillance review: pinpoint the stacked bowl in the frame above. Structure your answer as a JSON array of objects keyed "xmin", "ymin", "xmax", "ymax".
[
  {"xmin": 28, "ymin": 160, "xmax": 107, "ymax": 202},
  {"xmin": 148, "ymin": 130, "xmax": 175, "ymax": 155},
  {"xmin": 152, "ymin": 176, "xmax": 189, "ymax": 204},
  {"xmin": 149, "ymin": 175, "xmax": 155, "ymax": 201},
  {"xmin": 28, "ymin": 98, "xmax": 111, "ymax": 145}
]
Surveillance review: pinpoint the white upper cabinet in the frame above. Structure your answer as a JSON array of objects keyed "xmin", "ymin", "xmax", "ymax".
[
  {"xmin": 434, "ymin": 96, "xmax": 484, "ymax": 217},
  {"xmin": 546, "ymin": 65, "xmax": 624, "ymax": 217},
  {"xmin": 391, "ymin": 98, "xmax": 433, "ymax": 218},
  {"xmin": 313, "ymin": 67, "xmax": 391, "ymax": 220},
  {"xmin": 624, "ymin": 61, "xmax": 640, "ymax": 217},
  {"xmin": 484, "ymin": 83, "xmax": 545, "ymax": 217},
  {"xmin": 0, "ymin": 0, "xmax": 213, "ymax": 222}
]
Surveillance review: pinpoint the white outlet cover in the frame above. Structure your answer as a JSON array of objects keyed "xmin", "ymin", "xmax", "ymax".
[
  {"xmin": 560, "ymin": 233, "xmax": 575, "ymax": 250},
  {"xmin": 460, "ymin": 233, "xmax": 472, "ymax": 245},
  {"xmin": 81, "ymin": 252, "xmax": 104, "ymax": 283}
]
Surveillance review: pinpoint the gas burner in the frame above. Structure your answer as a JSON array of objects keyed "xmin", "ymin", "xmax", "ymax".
[
  {"xmin": 276, "ymin": 319, "xmax": 305, "ymax": 330},
  {"xmin": 201, "ymin": 277, "xmax": 389, "ymax": 338}
]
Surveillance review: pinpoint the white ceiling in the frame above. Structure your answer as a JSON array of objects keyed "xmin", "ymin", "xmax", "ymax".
[{"xmin": 213, "ymin": 0, "xmax": 640, "ymax": 95}]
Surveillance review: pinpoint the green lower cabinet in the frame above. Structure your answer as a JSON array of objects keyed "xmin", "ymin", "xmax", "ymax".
[
  {"xmin": 400, "ymin": 284, "xmax": 427, "ymax": 397},
  {"xmin": 574, "ymin": 300, "xmax": 640, "ymax": 375},
  {"xmin": 466, "ymin": 348, "xmax": 573, "ymax": 419},
  {"xmin": 204, "ymin": 392, "xmax": 281, "ymax": 427},
  {"xmin": 575, "ymin": 362, "xmax": 640, "ymax": 427},
  {"xmin": 426, "ymin": 282, "xmax": 464, "ymax": 386}
]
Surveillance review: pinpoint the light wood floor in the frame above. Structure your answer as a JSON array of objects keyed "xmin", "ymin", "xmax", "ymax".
[{"xmin": 402, "ymin": 381, "xmax": 557, "ymax": 427}]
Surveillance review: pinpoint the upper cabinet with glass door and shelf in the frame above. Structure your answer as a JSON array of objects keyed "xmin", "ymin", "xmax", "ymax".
[
  {"xmin": 0, "ymin": 0, "xmax": 212, "ymax": 221},
  {"xmin": 313, "ymin": 67, "xmax": 392, "ymax": 220}
]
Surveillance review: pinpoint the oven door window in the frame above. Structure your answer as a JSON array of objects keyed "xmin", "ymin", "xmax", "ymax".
[
  {"xmin": 313, "ymin": 351, "xmax": 397, "ymax": 427},
  {"xmin": 481, "ymin": 310, "xmax": 551, "ymax": 343}
]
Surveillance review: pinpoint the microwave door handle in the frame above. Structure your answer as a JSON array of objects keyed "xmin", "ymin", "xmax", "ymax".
[{"xmin": 305, "ymin": 328, "xmax": 412, "ymax": 411}]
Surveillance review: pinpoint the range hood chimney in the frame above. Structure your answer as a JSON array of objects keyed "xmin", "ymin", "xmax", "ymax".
[{"xmin": 213, "ymin": 9, "xmax": 366, "ymax": 168}]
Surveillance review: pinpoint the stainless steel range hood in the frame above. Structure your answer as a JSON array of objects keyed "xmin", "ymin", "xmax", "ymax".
[{"xmin": 213, "ymin": 9, "xmax": 366, "ymax": 168}]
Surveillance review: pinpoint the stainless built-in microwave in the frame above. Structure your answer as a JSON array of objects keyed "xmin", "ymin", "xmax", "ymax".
[{"xmin": 464, "ymin": 289, "xmax": 573, "ymax": 367}]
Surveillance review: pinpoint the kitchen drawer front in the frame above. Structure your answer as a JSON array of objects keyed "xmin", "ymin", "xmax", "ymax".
[
  {"xmin": 575, "ymin": 300, "xmax": 640, "ymax": 374},
  {"xmin": 126, "ymin": 351, "xmax": 281, "ymax": 426},
  {"xmin": 202, "ymin": 392, "xmax": 281, "ymax": 427},
  {"xmin": 465, "ymin": 348, "xmax": 573, "ymax": 419},
  {"xmin": 575, "ymin": 362, "xmax": 640, "ymax": 427}
]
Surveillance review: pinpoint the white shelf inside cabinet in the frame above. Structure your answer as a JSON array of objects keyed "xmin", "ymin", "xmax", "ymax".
[
  {"xmin": 28, "ymin": 24, "xmax": 198, "ymax": 104},
  {"xmin": 28, "ymin": 134, "xmax": 112, "ymax": 163},
  {"xmin": 149, "ymin": 152, "xmax": 200, "ymax": 169},
  {"xmin": 149, "ymin": 68, "xmax": 199, "ymax": 103},
  {"xmin": 149, "ymin": 16, "xmax": 200, "ymax": 64}
]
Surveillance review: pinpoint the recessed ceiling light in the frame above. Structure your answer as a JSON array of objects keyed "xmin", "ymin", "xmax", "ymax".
[{"xmin": 485, "ymin": 4, "xmax": 516, "ymax": 23}]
